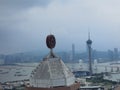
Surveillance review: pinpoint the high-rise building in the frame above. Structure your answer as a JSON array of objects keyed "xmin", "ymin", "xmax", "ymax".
[
  {"xmin": 72, "ymin": 44, "xmax": 75, "ymax": 61},
  {"xmin": 114, "ymin": 48, "xmax": 119, "ymax": 60},
  {"xmin": 0, "ymin": 59, "xmax": 4, "ymax": 65},
  {"xmin": 86, "ymin": 32, "xmax": 93, "ymax": 76},
  {"xmin": 108, "ymin": 50, "xmax": 114, "ymax": 61}
]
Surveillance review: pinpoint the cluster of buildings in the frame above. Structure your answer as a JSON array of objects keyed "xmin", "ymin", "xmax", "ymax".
[
  {"xmin": 1, "ymin": 34, "xmax": 120, "ymax": 90},
  {"xmin": 0, "ymin": 34, "xmax": 102, "ymax": 90}
]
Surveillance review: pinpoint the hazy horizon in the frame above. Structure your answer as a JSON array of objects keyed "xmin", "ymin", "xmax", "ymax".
[{"xmin": 0, "ymin": 0, "xmax": 120, "ymax": 54}]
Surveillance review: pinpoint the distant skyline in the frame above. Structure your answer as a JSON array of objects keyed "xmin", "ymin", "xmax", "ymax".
[{"xmin": 0, "ymin": 0, "xmax": 120, "ymax": 54}]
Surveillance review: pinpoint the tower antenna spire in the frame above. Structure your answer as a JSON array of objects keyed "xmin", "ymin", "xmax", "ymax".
[
  {"xmin": 88, "ymin": 27, "xmax": 91, "ymax": 40},
  {"xmin": 50, "ymin": 29, "xmax": 52, "ymax": 35}
]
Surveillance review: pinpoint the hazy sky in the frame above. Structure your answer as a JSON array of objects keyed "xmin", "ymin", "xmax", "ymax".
[{"xmin": 0, "ymin": 0, "xmax": 120, "ymax": 54}]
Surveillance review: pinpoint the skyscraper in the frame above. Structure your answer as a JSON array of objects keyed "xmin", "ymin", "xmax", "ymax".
[
  {"xmin": 114, "ymin": 48, "xmax": 119, "ymax": 60},
  {"xmin": 72, "ymin": 44, "xmax": 75, "ymax": 61},
  {"xmin": 86, "ymin": 32, "xmax": 93, "ymax": 76},
  {"xmin": 108, "ymin": 49, "xmax": 114, "ymax": 61}
]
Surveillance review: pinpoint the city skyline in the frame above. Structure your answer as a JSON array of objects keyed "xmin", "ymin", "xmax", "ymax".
[{"xmin": 0, "ymin": 0, "xmax": 120, "ymax": 54}]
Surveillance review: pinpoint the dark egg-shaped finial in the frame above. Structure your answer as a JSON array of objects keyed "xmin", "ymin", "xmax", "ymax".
[{"xmin": 46, "ymin": 34, "xmax": 56, "ymax": 49}]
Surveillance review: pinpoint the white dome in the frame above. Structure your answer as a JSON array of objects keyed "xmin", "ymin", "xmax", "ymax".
[
  {"xmin": 30, "ymin": 52, "xmax": 75, "ymax": 88},
  {"xmin": 79, "ymin": 59, "xmax": 83, "ymax": 64},
  {"xmin": 94, "ymin": 59, "xmax": 98, "ymax": 65}
]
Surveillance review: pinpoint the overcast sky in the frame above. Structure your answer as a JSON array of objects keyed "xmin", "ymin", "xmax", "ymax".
[{"xmin": 0, "ymin": 0, "xmax": 120, "ymax": 54}]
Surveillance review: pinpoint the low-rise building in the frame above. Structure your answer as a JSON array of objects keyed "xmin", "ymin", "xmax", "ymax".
[{"xmin": 80, "ymin": 86, "xmax": 104, "ymax": 90}]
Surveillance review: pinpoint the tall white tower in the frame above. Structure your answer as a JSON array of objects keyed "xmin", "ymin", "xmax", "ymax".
[{"xmin": 86, "ymin": 32, "xmax": 93, "ymax": 76}]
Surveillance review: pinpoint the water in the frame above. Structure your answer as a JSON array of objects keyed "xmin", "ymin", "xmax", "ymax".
[
  {"xmin": 0, "ymin": 61, "xmax": 120, "ymax": 83},
  {"xmin": 0, "ymin": 63, "xmax": 37, "ymax": 83}
]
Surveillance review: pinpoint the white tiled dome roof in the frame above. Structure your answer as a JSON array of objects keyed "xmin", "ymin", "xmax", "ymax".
[{"xmin": 30, "ymin": 51, "xmax": 75, "ymax": 88}]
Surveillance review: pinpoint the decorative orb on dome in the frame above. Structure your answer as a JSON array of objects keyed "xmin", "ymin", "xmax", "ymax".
[{"xmin": 46, "ymin": 34, "xmax": 56, "ymax": 49}]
